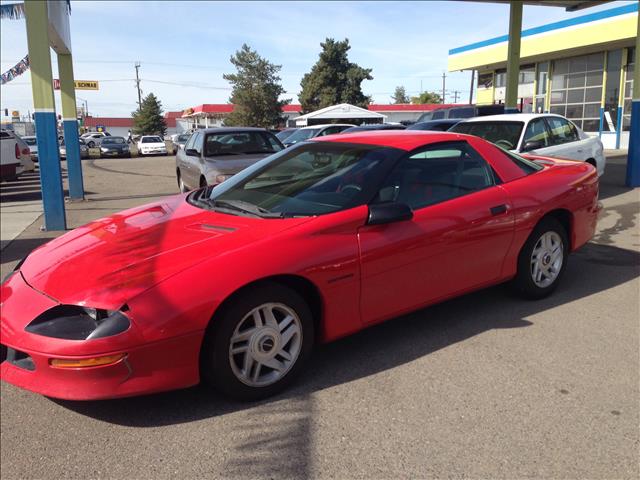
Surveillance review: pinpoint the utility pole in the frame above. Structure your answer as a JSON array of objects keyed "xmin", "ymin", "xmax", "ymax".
[
  {"xmin": 135, "ymin": 62, "xmax": 142, "ymax": 110},
  {"xmin": 452, "ymin": 90, "xmax": 461, "ymax": 103},
  {"xmin": 441, "ymin": 72, "xmax": 446, "ymax": 104},
  {"xmin": 469, "ymin": 69, "xmax": 475, "ymax": 105}
]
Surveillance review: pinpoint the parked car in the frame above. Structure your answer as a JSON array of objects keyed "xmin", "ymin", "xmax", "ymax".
[
  {"xmin": 406, "ymin": 119, "xmax": 462, "ymax": 131},
  {"xmin": 416, "ymin": 104, "xmax": 505, "ymax": 123},
  {"xmin": 60, "ymin": 138, "xmax": 89, "ymax": 160},
  {"xmin": 0, "ymin": 130, "xmax": 601, "ymax": 401},
  {"xmin": 172, "ymin": 133, "xmax": 192, "ymax": 154},
  {"xmin": 81, "ymin": 131, "xmax": 111, "ymax": 148},
  {"xmin": 450, "ymin": 113, "xmax": 605, "ymax": 176},
  {"xmin": 99, "ymin": 136, "xmax": 131, "ymax": 158},
  {"xmin": 340, "ymin": 124, "xmax": 406, "ymax": 133},
  {"xmin": 1, "ymin": 130, "xmax": 32, "ymax": 180},
  {"xmin": 176, "ymin": 127, "xmax": 284, "ymax": 191},
  {"xmin": 137, "ymin": 135, "xmax": 167, "ymax": 156},
  {"xmin": 282, "ymin": 124, "xmax": 355, "ymax": 147},
  {"xmin": 275, "ymin": 128, "xmax": 299, "ymax": 143},
  {"xmin": 22, "ymin": 136, "xmax": 39, "ymax": 162}
]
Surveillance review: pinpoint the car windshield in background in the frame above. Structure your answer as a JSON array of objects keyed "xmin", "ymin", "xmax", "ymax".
[
  {"xmin": 23, "ymin": 137, "xmax": 37, "ymax": 146},
  {"xmin": 191, "ymin": 142, "xmax": 404, "ymax": 217},
  {"xmin": 204, "ymin": 131, "xmax": 282, "ymax": 156},
  {"xmin": 142, "ymin": 136, "xmax": 163, "ymax": 143},
  {"xmin": 177, "ymin": 134, "xmax": 191, "ymax": 142},
  {"xmin": 450, "ymin": 121, "xmax": 524, "ymax": 150},
  {"xmin": 102, "ymin": 137, "xmax": 125, "ymax": 144},
  {"xmin": 283, "ymin": 128, "xmax": 321, "ymax": 144}
]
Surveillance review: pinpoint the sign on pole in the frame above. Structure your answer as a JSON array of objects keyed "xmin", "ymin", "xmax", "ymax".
[{"xmin": 53, "ymin": 79, "xmax": 99, "ymax": 90}]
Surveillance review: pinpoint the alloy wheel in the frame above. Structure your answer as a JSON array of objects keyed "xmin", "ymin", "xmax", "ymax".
[{"xmin": 530, "ymin": 231, "xmax": 563, "ymax": 288}]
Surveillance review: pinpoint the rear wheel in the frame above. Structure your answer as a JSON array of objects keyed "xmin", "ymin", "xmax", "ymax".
[
  {"xmin": 201, "ymin": 283, "xmax": 314, "ymax": 401},
  {"xmin": 513, "ymin": 217, "xmax": 569, "ymax": 299}
]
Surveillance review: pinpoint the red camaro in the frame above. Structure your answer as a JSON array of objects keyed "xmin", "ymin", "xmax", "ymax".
[{"xmin": 0, "ymin": 131, "xmax": 600, "ymax": 401}]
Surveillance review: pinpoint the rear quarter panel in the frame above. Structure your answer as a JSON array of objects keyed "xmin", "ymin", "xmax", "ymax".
[{"xmin": 498, "ymin": 158, "xmax": 599, "ymax": 279}]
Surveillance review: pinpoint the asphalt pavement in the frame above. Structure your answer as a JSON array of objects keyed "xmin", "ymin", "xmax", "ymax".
[{"xmin": 0, "ymin": 154, "xmax": 638, "ymax": 479}]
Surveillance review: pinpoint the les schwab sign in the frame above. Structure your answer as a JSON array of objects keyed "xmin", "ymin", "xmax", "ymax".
[{"xmin": 53, "ymin": 79, "xmax": 99, "ymax": 90}]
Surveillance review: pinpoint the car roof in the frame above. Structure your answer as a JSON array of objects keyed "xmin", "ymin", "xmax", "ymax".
[
  {"xmin": 460, "ymin": 113, "xmax": 564, "ymax": 123},
  {"xmin": 312, "ymin": 130, "xmax": 474, "ymax": 151},
  {"xmin": 299, "ymin": 124, "xmax": 355, "ymax": 130},
  {"xmin": 198, "ymin": 127, "xmax": 270, "ymax": 134}
]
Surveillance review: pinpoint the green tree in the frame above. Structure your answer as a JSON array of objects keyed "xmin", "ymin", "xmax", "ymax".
[
  {"xmin": 132, "ymin": 93, "xmax": 167, "ymax": 136},
  {"xmin": 299, "ymin": 38, "xmax": 373, "ymax": 113},
  {"xmin": 223, "ymin": 44, "xmax": 289, "ymax": 128},
  {"xmin": 411, "ymin": 91, "xmax": 442, "ymax": 104},
  {"xmin": 392, "ymin": 86, "xmax": 410, "ymax": 104}
]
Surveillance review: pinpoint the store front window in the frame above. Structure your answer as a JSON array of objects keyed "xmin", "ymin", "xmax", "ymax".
[
  {"xmin": 604, "ymin": 49, "xmax": 622, "ymax": 131},
  {"xmin": 550, "ymin": 53, "xmax": 604, "ymax": 132},
  {"xmin": 623, "ymin": 47, "xmax": 635, "ymax": 131}
]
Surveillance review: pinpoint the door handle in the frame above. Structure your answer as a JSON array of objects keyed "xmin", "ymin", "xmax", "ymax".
[{"xmin": 490, "ymin": 204, "xmax": 508, "ymax": 216}]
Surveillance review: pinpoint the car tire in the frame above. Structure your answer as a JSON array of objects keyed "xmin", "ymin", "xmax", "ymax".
[
  {"xmin": 200, "ymin": 283, "xmax": 315, "ymax": 401},
  {"xmin": 177, "ymin": 171, "xmax": 188, "ymax": 193},
  {"xmin": 513, "ymin": 216, "xmax": 569, "ymax": 299}
]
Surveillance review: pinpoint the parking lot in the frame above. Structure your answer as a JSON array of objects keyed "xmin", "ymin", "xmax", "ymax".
[{"xmin": 0, "ymin": 155, "xmax": 638, "ymax": 479}]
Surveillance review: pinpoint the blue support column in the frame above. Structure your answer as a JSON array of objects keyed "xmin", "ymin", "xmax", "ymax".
[
  {"xmin": 34, "ymin": 111, "xmax": 66, "ymax": 230},
  {"xmin": 627, "ymin": 100, "xmax": 640, "ymax": 187},
  {"xmin": 62, "ymin": 119, "xmax": 84, "ymax": 199}
]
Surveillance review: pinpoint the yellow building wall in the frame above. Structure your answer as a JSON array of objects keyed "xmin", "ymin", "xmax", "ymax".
[
  {"xmin": 476, "ymin": 88, "xmax": 494, "ymax": 105},
  {"xmin": 449, "ymin": 12, "xmax": 637, "ymax": 71}
]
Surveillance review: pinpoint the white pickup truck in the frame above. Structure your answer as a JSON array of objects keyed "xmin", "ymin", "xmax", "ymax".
[{"xmin": 1, "ymin": 129, "xmax": 35, "ymax": 181}]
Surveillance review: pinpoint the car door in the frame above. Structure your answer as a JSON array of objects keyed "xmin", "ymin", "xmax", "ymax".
[
  {"xmin": 358, "ymin": 141, "xmax": 514, "ymax": 325},
  {"xmin": 542, "ymin": 116, "xmax": 586, "ymax": 160},
  {"xmin": 181, "ymin": 132, "xmax": 202, "ymax": 189}
]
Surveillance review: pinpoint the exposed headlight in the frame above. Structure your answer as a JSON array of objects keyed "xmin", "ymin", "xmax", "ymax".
[
  {"xmin": 100, "ymin": 147, "xmax": 109, "ymax": 152},
  {"xmin": 25, "ymin": 305, "xmax": 131, "ymax": 340}
]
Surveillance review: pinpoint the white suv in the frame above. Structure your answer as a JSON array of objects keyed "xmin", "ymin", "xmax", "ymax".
[
  {"xmin": 451, "ymin": 113, "xmax": 605, "ymax": 176},
  {"xmin": 1, "ymin": 130, "xmax": 35, "ymax": 181}
]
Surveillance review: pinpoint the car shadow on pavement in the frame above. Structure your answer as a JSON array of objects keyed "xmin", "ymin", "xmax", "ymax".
[{"xmin": 54, "ymin": 241, "xmax": 639, "ymax": 430}]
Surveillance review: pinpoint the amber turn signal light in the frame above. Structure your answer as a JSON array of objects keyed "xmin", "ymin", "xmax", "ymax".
[{"xmin": 49, "ymin": 353, "xmax": 126, "ymax": 369}]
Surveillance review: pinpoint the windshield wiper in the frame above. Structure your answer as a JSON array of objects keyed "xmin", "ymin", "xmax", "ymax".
[{"xmin": 199, "ymin": 198, "xmax": 283, "ymax": 218}]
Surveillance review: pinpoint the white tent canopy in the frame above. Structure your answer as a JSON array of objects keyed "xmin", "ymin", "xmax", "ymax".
[{"xmin": 294, "ymin": 103, "xmax": 386, "ymax": 126}]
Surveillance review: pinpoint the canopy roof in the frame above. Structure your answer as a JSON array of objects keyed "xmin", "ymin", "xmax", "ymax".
[{"xmin": 295, "ymin": 104, "xmax": 387, "ymax": 122}]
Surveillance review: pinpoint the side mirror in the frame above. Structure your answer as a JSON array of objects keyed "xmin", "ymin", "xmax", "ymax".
[
  {"xmin": 522, "ymin": 140, "xmax": 544, "ymax": 152},
  {"xmin": 185, "ymin": 148, "xmax": 199, "ymax": 157},
  {"xmin": 367, "ymin": 202, "xmax": 413, "ymax": 226}
]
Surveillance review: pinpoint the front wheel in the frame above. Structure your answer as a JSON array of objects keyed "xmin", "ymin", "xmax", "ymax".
[
  {"xmin": 177, "ymin": 171, "xmax": 188, "ymax": 193},
  {"xmin": 513, "ymin": 217, "xmax": 569, "ymax": 299},
  {"xmin": 201, "ymin": 283, "xmax": 314, "ymax": 401}
]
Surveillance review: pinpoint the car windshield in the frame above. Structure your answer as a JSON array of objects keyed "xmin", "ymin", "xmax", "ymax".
[
  {"xmin": 283, "ymin": 128, "xmax": 321, "ymax": 144},
  {"xmin": 23, "ymin": 137, "xmax": 37, "ymax": 146},
  {"xmin": 204, "ymin": 131, "xmax": 282, "ymax": 156},
  {"xmin": 141, "ymin": 136, "xmax": 163, "ymax": 143},
  {"xmin": 450, "ymin": 121, "xmax": 524, "ymax": 150},
  {"xmin": 275, "ymin": 129, "xmax": 297, "ymax": 141},
  {"xmin": 177, "ymin": 134, "xmax": 191, "ymax": 142},
  {"xmin": 102, "ymin": 137, "xmax": 125, "ymax": 144},
  {"xmin": 189, "ymin": 142, "xmax": 404, "ymax": 218}
]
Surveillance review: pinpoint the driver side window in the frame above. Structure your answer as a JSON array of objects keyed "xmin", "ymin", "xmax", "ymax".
[
  {"xmin": 522, "ymin": 119, "xmax": 550, "ymax": 149},
  {"xmin": 374, "ymin": 142, "xmax": 496, "ymax": 210}
]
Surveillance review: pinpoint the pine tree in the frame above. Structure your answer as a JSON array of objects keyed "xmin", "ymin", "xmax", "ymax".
[
  {"xmin": 392, "ymin": 86, "xmax": 410, "ymax": 104},
  {"xmin": 223, "ymin": 44, "xmax": 289, "ymax": 128},
  {"xmin": 132, "ymin": 93, "xmax": 167, "ymax": 136},
  {"xmin": 299, "ymin": 38, "xmax": 373, "ymax": 113}
]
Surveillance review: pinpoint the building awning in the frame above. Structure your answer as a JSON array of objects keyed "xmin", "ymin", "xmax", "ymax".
[{"xmin": 294, "ymin": 103, "xmax": 386, "ymax": 126}]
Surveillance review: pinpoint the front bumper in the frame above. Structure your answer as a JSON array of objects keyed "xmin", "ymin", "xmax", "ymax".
[{"xmin": 1, "ymin": 272, "xmax": 202, "ymax": 400}]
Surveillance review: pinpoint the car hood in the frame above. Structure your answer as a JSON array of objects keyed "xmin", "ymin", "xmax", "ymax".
[{"xmin": 20, "ymin": 195, "xmax": 312, "ymax": 308}]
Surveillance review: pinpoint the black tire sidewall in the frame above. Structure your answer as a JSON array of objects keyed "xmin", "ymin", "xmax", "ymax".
[
  {"xmin": 515, "ymin": 217, "xmax": 569, "ymax": 299},
  {"xmin": 202, "ymin": 283, "xmax": 315, "ymax": 401}
]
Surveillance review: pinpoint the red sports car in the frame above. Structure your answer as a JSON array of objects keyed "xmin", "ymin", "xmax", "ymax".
[{"xmin": 0, "ymin": 131, "xmax": 600, "ymax": 401}]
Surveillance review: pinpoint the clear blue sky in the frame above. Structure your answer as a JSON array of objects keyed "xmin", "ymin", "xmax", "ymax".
[{"xmin": 0, "ymin": 0, "xmax": 633, "ymax": 117}]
